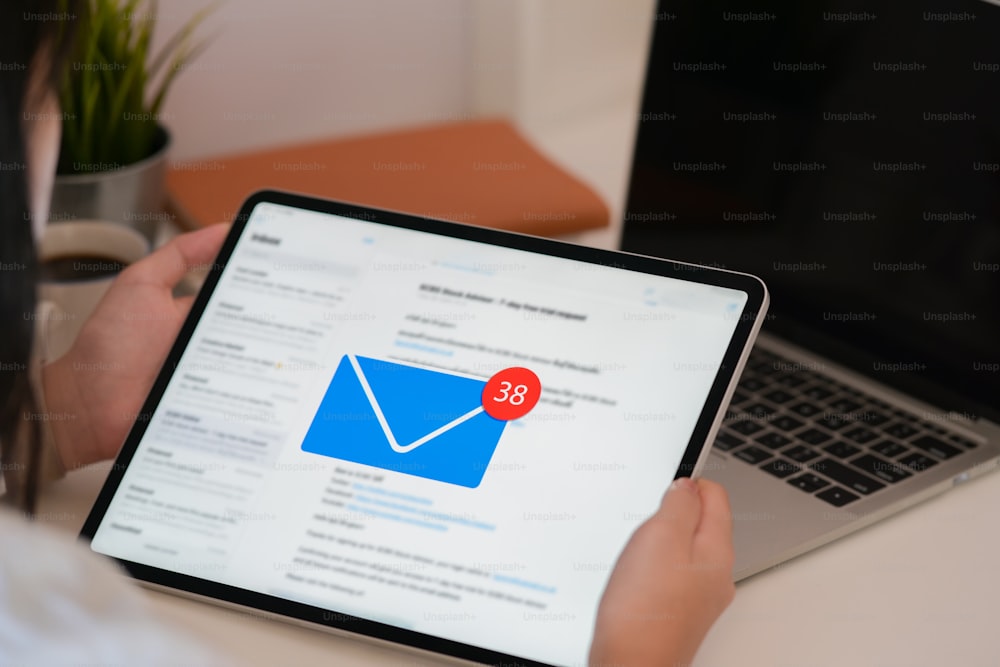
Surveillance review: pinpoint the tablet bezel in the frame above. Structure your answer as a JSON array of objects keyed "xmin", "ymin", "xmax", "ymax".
[{"xmin": 80, "ymin": 189, "xmax": 768, "ymax": 667}]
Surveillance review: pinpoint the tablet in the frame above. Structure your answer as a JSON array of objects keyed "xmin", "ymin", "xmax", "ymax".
[{"xmin": 81, "ymin": 190, "xmax": 768, "ymax": 666}]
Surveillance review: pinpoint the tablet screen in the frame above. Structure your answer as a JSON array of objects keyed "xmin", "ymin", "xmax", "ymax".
[{"xmin": 87, "ymin": 195, "xmax": 761, "ymax": 666}]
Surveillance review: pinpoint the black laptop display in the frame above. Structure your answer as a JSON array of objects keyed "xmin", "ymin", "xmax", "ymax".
[{"xmin": 622, "ymin": 0, "xmax": 999, "ymax": 422}]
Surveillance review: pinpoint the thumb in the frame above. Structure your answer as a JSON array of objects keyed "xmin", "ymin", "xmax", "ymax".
[
  {"xmin": 174, "ymin": 294, "xmax": 197, "ymax": 317},
  {"xmin": 650, "ymin": 477, "xmax": 703, "ymax": 544},
  {"xmin": 119, "ymin": 224, "xmax": 229, "ymax": 290}
]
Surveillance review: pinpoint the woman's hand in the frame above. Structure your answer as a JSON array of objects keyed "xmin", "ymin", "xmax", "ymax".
[
  {"xmin": 42, "ymin": 224, "xmax": 229, "ymax": 471},
  {"xmin": 590, "ymin": 477, "xmax": 735, "ymax": 667}
]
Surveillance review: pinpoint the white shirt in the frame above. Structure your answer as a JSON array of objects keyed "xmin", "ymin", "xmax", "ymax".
[{"xmin": 0, "ymin": 510, "xmax": 228, "ymax": 665}]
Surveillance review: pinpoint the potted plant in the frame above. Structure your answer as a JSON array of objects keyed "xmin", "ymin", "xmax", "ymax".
[{"xmin": 50, "ymin": 0, "xmax": 213, "ymax": 239}]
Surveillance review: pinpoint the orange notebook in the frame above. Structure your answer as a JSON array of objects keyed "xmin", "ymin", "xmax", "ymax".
[{"xmin": 166, "ymin": 119, "xmax": 609, "ymax": 237}]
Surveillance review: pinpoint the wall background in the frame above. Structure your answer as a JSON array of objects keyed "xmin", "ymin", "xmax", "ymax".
[
  {"xmin": 154, "ymin": 0, "xmax": 472, "ymax": 158},
  {"xmin": 153, "ymin": 0, "xmax": 656, "ymax": 247},
  {"xmin": 471, "ymin": 0, "xmax": 654, "ymax": 134},
  {"xmin": 156, "ymin": 0, "xmax": 654, "ymax": 154}
]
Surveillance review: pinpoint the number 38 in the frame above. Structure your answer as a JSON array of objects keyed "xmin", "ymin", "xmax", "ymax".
[{"xmin": 492, "ymin": 381, "xmax": 529, "ymax": 405}]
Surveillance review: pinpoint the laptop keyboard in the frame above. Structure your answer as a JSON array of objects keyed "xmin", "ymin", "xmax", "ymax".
[{"xmin": 715, "ymin": 348, "xmax": 979, "ymax": 507}]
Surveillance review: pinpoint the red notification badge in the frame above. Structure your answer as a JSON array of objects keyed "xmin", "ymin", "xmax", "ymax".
[{"xmin": 482, "ymin": 367, "xmax": 541, "ymax": 421}]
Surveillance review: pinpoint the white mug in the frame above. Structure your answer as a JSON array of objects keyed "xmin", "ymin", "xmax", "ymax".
[{"xmin": 38, "ymin": 220, "xmax": 150, "ymax": 359}]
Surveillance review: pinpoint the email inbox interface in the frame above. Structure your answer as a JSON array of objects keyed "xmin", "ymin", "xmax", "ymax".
[{"xmin": 91, "ymin": 204, "xmax": 747, "ymax": 666}]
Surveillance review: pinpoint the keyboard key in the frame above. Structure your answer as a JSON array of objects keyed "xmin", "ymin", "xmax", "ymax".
[
  {"xmin": 802, "ymin": 385, "xmax": 835, "ymax": 401},
  {"xmin": 884, "ymin": 422, "xmax": 919, "ymax": 439},
  {"xmin": 827, "ymin": 398, "xmax": 863, "ymax": 414},
  {"xmin": 817, "ymin": 414, "xmax": 850, "ymax": 431},
  {"xmin": 731, "ymin": 390, "xmax": 751, "ymax": 405},
  {"xmin": 872, "ymin": 440, "xmax": 909, "ymax": 458},
  {"xmin": 823, "ymin": 441, "xmax": 861, "ymax": 459},
  {"xmin": 756, "ymin": 432, "xmax": 793, "ymax": 450},
  {"xmin": 949, "ymin": 435, "xmax": 978, "ymax": 449},
  {"xmin": 745, "ymin": 402, "xmax": 777, "ymax": 418},
  {"xmin": 761, "ymin": 459, "xmax": 799, "ymax": 478},
  {"xmin": 857, "ymin": 410, "xmax": 891, "ymax": 426},
  {"xmin": 899, "ymin": 452, "xmax": 938, "ymax": 473},
  {"xmin": 911, "ymin": 435, "xmax": 962, "ymax": 460},
  {"xmin": 772, "ymin": 415, "xmax": 805, "ymax": 432},
  {"xmin": 731, "ymin": 420, "xmax": 765, "ymax": 436},
  {"xmin": 764, "ymin": 389, "xmax": 795, "ymax": 404},
  {"xmin": 790, "ymin": 402, "xmax": 823, "ymax": 418},
  {"xmin": 843, "ymin": 426, "xmax": 879, "ymax": 444},
  {"xmin": 734, "ymin": 445, "xmax": 773, "ymax": 465},
  {"xmin": 816, "ymin": 486, "xmax": 860, "ymax": 507},
  {"xmin": 740, "ymin": 377, "xmax": 768, "ymax": 392},
  {"xmin": 714, "ymin": 431, "xmax": 744, "ymax": 452},
  {"xmin": 811, "ymin": 459, "xmax": 886, "ymax": 495},
  {"xmin": 775, "ymin": 374, "xmax": 809, "ymax": 388},
  {"xmin": 788, "ymin": 472, "xmax": 830, "ymax": 493},
  {"xmin": 850, "ymin": 454, "xmax": 913, "ymax": 484},
  {"xmin": 784, "ymin": 445, "xmax": 821, "ymax": 463},
  {"xmin": 798, "ymin": 428, "xmax": 833, "ymax": 445}
]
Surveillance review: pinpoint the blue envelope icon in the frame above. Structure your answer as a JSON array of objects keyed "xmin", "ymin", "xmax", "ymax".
[{"xmin": 301, "ymin": 355, "xmax": 507, "ymax": 488}]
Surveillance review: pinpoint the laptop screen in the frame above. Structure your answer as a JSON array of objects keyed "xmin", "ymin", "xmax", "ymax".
[{"xmin": 621, "ymin": 0, "xmax": 1000, "ymax": 421}]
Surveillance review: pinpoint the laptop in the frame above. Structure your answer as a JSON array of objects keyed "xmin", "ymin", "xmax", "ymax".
[
  {"xmin": 622, "ymin": 0, "xmax": 1000, "ymax": 580},
  {"xmin": 82, "ymin": 191, "xmax": 769, "ymax": 666}
]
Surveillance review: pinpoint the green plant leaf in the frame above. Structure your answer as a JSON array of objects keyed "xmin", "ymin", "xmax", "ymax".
[
  {"xmin": 58, "ymin": 0, "xmax": 215, "ymax": 172},
  {"xmin": 79, "ymin": 82, "xmax": 101, "ymax": 168}
]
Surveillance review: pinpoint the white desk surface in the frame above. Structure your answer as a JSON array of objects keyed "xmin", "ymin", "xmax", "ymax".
[{"xmin": 37, "ymin": 102, "xmax": 1000, "ymax": 666}]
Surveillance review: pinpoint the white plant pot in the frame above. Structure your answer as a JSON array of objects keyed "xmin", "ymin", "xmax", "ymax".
[{"xmin": 49, "ymin": 125, "xmax": 171, "ymax": 241}]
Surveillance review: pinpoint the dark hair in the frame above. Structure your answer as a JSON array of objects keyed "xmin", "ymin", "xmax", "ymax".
[{"xmin": 0, "ymin": 1, "xmax": 78, "ymax": 512}]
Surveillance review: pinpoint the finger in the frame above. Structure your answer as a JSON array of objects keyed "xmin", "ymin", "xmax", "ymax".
[
  {"xmin": 649, "ymin": 477, "xmax": 702, "ymax": 544},
  {"xmin": 119, "ymin": 224, "xmax": 230, "ymax": 290},
  {"xmin": 174, "ymin": 295, "xmax": 197, "ymax": 317},
  {"xmin": 692, "ymin": 479, "xmax": 734, "ymax": 557}
]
